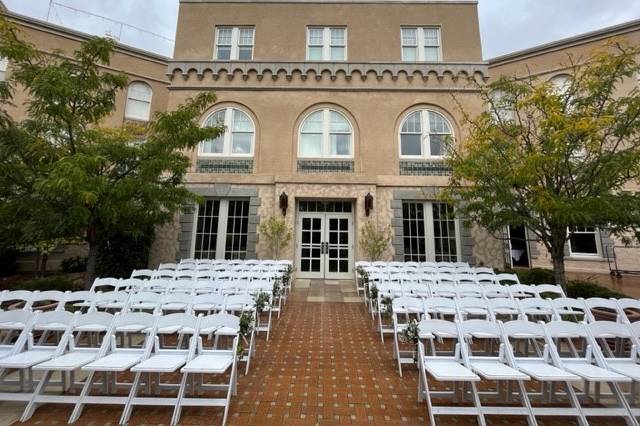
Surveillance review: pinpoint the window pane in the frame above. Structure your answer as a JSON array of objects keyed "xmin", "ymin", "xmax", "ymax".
[
  {"xmin": 401, "ymin": 28, "xmax": 417, "ymax": 45},
  {"xmin": 217, "ymin": 47, "xmax": 231, "ymax": 60},
  {"xmin": 217, "ymin": 28, "xmax": 233, "ymax": 44},
  {"xmin": 570, "ymin": 229, "xmax": 598, "ymax": 255},
  {"xmin": 402, "ymin": 202, "xmax": 426, "ymax": 262},
  {"xmin": 308, "ymin": 46, "xmax": 323, "ymax": 60},
  {"xmin": 401, "ymin": 134, "xmax": 422, "ymax": 156},
  {"xmin": 231, "ymin": 133, "xmax": 252, "ymax": 154},
  {"xmin": 232, "ymin": 110, "xmax": 253, "ymax": 132},
  {"xmin": 309, "ymin": 28, "xmax": 324, "ymax": 45},
  {"xmin": 429, "ymin": 134, "xmax": 446, "ymax": 156},
  {"xmin": 330, "ymin": 28, "xmax": 345, "ymax": 45},
  {"xmin": 424, "ymin": 47, "xmax": 440, "ymax": 61},
  {"xmin": 330, "ymin": 47, "xmax": 345, "ymax": 60},
  {"xmin": 194, "ymin": 199, "xmax": 220, "ymax": 259},
  {"xmin": 238, "ymin": 47, "xmax": 253, "ymax": 60},
  {"xmin": 125, "ymin": 99, "xmax": 151, "ymax": 121},
  {"xmin": 128, "ymin": 83, "xmax": 152, "ymax": 102},
  {"xmin": 401, "ymin": 111, "xmax": 422, "ymax": 133},
  {"xmin": 300, "ymin": 133, "xmax": 323, "ymax": 156},
  {"xmin": 423, "ymin": 28, "xmax": 439, "ymax": 46},
  {"xmin": 433, "ymin": 203, "xmax": 457, "ymax": 262},
  {"xmin": 330, "ymin": 111, "xmax": 350, "ymax": 132},
  {"xmin": 201, "ymin": 135, "xmax": 224, "ymax": 154},
  {"xmin": 239, "ymin": 28, "xmax": 254, "ymax": 45},
  {"xmin": 429, "ymin": 112, "xmax": 451, "ymax": 133},
  {"xmin": 330, "ymin": 133, "xmax": 350, "ymax": 156},
  {"xmin": 224, "ymin": 200, "xmax": 249, "ymax": 260},
  {"xmin": 302, "ymin": 111, "xmax": 324, "ymax": 132},
  {"xmin": 403, "ymin": 47, "xmax": 417, "ymax": 61}
]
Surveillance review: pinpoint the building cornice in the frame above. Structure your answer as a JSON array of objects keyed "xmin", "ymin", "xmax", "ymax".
[
  {"xmin": 489, "ymin": 18, "xmax": 640, "ymax": 66},
  {"xmin": 181, "ymin": 0, "xmax": 476, "ymax": 4},
  {"xmin": 168, "ymin": 60, "xmax": 489, "ymax": 81}
]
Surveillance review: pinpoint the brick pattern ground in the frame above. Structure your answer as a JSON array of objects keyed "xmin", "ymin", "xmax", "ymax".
[{"xmin": 16, "ymin": 285, "xmax": 632, "ymax": 425}]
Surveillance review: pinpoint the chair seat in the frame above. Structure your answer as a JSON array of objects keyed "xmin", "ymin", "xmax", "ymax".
[
  {"xmin": 160, "ymin": 303, "xmax": 188, "ymax": 311},
  {"xmin": 33, "ymin": 350, "xmax": 99, "ymax": 371},
  {"xmin": 563, "ymin": 361, "xmax": 631, "ymax": 382},
  {"xmin": 423, "ymin": 358, "xmax": 480, "ymax": 381},
  {"xmin": 493, "ymin": 308, "xmax": 519, "ymax": 316},
  {"xmin": 36, "ymin": 322, "xmax": 70, "ymax": 332},
  {"xmin": 75, "ymin": 324, "xmax": 109, "ymax": 333},
  {"xmin": 181, "ymin": 352, "xmax": 234, "ymax": 374},
  {"xmin": 470, "ymin": 359, "xmax": 530, "ymax": 380},
  {"xmin": 129, "ymin": 302, "xmax": 158, "ymax": 311},
  {"xmin": 131, "ymin": 353, "xmax": 188, "ymax": 373},
  {"xmin": 192, "ymin": 304, "xmax": 222, "ymax": 312},
  {"xmin": 100, "ymin": 302, "xmax": 126, "ymax": 310},
  {"xmin": 0, "ymin": 321, "xmax": 26, "ymax": 330},
  {"xmin": 83, "ymin": 351, "xmax": 146, "ymax": 372},
  {"xmin": 0, "ymin": 349, "xmax": 57, "ymax": 368},
  {"xmin": 607, "ymin": 361, "xmax": 640, "ymax": 381},
  {"xmin": 462, "ymin": 308, "xmax": 488, "ymax": 316},
  {"xmin": 516, "ymin": 360, "xmax": 580, "ymax": 381},
  {"xmin": 115, "ymin": 324, "xmax": 150, "ymax": 333}
]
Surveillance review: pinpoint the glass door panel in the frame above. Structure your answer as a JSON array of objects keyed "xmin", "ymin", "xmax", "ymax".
[
  {"xmin": 326, "ymin": 216, "xmax": 350, "ymax": 275},
  {"xmin": 299, "ymin": 214, "xmax": 324, "ymax": 275}
]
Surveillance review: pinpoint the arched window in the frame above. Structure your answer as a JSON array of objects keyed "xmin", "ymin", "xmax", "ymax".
[
  {"xmin": 0, "ymin": 57, "xmax": 8, "ymax": 82},
  {"xmin": 399, "ymin": 109, "xmax": 453, "ymax": 158},
  {"xmin": 298, "ymin": 108, "xmax": 353, "ymax": 158},
  {"xmin": 125, "ymin": 82, "xmax": 153, "ymax": 121},
  {"xmin": 200, "ymin": 107, "xmax": 255, "ymax": 156},
  {"xmin": 490, "ymin": 89, "xmax": 515, "ymax": 122},
  {"xmin": 550, "ymin": 74, "xmax": 572, "ymax": 96}
]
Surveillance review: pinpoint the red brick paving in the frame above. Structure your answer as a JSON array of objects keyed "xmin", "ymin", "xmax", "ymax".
[{"xmin": 16, "ymin": 295, "xmax": 631, "ymax": 425}]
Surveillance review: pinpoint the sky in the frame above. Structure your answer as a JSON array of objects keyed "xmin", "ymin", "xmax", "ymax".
[{"xmin": 3, "ymin": 0, "xmax": 640, "ymax": 59}]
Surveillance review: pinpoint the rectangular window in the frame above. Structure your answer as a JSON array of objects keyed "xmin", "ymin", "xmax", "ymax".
[
  {"xmin": 569, "ymin": 226, "xmax": 601, "ymax": 257},
  {"xmin": 215, "ymin": 26, "xmax": 254, "ymax": 60},
  {"xmin": 307, "ymin": 27, "xmax": 346, "ymax": 61},
  {"xmin": 402, "ymin": 202, "xmax": 459, "ymax": 262},
  {"xmin": 193, "ymin": 199, "xmax": 251, "ymax": 259},
  {"xmin": 401, "ymin": 27, "xmax": 441, "ymax": 62},
  {"xmin": 0, "ymin": 57, "xmax": 7, "ymax": 82}
]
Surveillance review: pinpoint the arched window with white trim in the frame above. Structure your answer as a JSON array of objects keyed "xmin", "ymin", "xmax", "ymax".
[
  {"xmin": 298, "ymin": 108, "xmax": 353, "ymax": 158},
  {"xmin": 0, "ymin": 57, "xmax": 8, "ymax": 82},
  {"xmin": 124, "ymin": 82, "xmax": 152, "ymax": 121},
  {"xmin": 200, "ymin": 107, "xmax": 255, "ymax": 156},
  {"xmin": 550, "ymin": 74, "xmax": 572, "ymax": 96},
  {"xmin": 399, "ymin": 109, "xmax": 453, "ymax": 158}
]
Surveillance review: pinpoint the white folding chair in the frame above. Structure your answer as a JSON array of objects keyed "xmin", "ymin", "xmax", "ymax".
[
  {"xmin": 30, "ymin": 291, "xmax": 67, "ymax": 312},
  {"xmin": 487, "ymin": 298, "xmax": 521, "ymax": 321},
  {"xmin": 127, "ymin": 291, "xmax": 162, "ymax": 313},
  {"xmin": 583, "ymin": 297, "xmax": 624, "ymax": 323},
  {"xmin": 551, "ymin": 298, "xmax": 589, "ymax": 322},
  {"xmin": 496, "ymin": 273, "xmax": 520, "ymax": 285},
  {"xmin": 455, "ymin": 298, "xmax": 489, "ymax": 320},
  {"xmin": 159, "ymin": 293, "xmax": 193, "ymax": 314},
  {"xmin": 482, "ymin": 284, "xmax": 511, "ymax": 299},
  {"xmin": 534, "ymin": 284, "xmax": 566, "ymax": 299},
  {"xmin": 90, "ymin": 278, "xmax": 123, "ymax": 293},
  {"xmin": 130, "ymin": 270, "xmax": 155, "ymax": 280},
  {"xmin": 617, "ymin": 298, "xmax": 640, "ymax": 324},
  {"xmin": 93, "ymin": 291, "xmax": 131, "ymax": 313},
  {"xmin": 509, "ymin": 284, "xmax": 536, "ymax": 299},
  {"xmin": 154, "ymin": 269, "xmax": 175, "ymax": 280},
  {"xmin": 1, "ymin": 291, "xmax": 34, "ymax": 311},
  {"xmin": 456, "ymin": 284, "xmax": 483, "ymax": 299},
  {"xmin": 158, "ymin": 263, "xmax": 177, "ymax": 271},
  {"xmin": 518, "ymin": 298, "xmax": 554, "ymax": 321}
]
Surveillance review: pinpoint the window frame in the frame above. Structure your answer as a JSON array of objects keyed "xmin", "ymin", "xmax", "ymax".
[
  {"xmin": 0, "ymin": 57, "xmax": 8, "ymax": 82},
  {"xmin": 401, "ymin": 201, "xmax": 461, "ymax": 262},
  {"xmin": 199, "ymin": 107, "xmax": 256, "ymax": 158},
  {"xmin": 191, "ymin": 198, "xmax": 251, "ymax": 260},
  {"xmin": 306, "ymin": 26, "xmax": 347, "ymax": 61},
  {"xmin": 568, "ymin": 226, "xmax": 602, "ymax": 258},
  {"xmin": 214, "ymin": 26, "xmax": 255, "ymax": 61},
  {"xmin": 398, "ymin": 109, "xmax": 454, "ymax": 160},
  {"xmin": 124, "ymin": 81, "xmax": 153, "ymax": 122},
  {"xmin": 298, "ymin": 108, "xmax": 354, "ymax": 159},
  {"xmin": 400, "ymin": 26, "xmax": 442, "ymax": 62}
]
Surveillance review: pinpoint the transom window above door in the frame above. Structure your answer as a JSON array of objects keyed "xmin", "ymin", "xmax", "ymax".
[
  {"xmin": 200, "ymin": 107, "xmax": 255, "ymax": 157},
  {"xmin": 399, "ymin": 109, "xmax": 453, "ymax": 158},
  {"xmin": 401, "ymin": 27, "xmax": 441, "ymax": 62},
  {"xmin": 215, "ymin": 27, "xmax": 255, "ymax": 60},
  {"xmin": 307, "ymin": 27, "xmax": 346, "ymax": 61},
  {"xmin": 299, "ymin": 108, "xmax": 353, "ymax": 158}
]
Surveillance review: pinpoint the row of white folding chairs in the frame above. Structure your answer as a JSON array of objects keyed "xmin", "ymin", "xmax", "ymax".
[
  {"xmin": 415, "ymin": 317, "xmax": 640, "ymax": 425},
  {"xmin": 357, "ymin": 261, "xmax": 470, "ymax": 269},
  {"xmin": 361, "ymin": 266, "xmax": 496, "ymax": 278},
  {"xmin": 178, "ymin": 258, "xmax": 292, "ymax": 266},
  {"xmin": 130, "ymin": 267, "xmax": 286, "ymax": 280},
  {"xmin": 0, "ymin": 310, "xmax": 241, "ymax": 425}
]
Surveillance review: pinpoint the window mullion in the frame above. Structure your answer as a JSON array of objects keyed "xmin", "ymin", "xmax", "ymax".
[
  {"xmin": 424, "ymin": 202, "xmax": 435, "ymax": 262},
  {"xmin": 231, "ymin": 28, "xmax": 239, "ymax": 60},
  {"xmin": 422, "ymin": 110, "xmax": 430, "ymax": 157},
  {"xmin": 323, "ymin": 109, "xmax": 330, "ymax": 157},
  {"xmin": 216, "ymin": 199, "xmax": 230, "ymax": 259},
  {"xmin": 324, "ymin": 28, "xmax": 330, "ymax": 61},
  {"xmin": 224, "ymin": 108, "xmax": 233, "ymax": 156},
  {"xmin": 417, "ymin": 28, "xmax": 424, "ymax": 61}
]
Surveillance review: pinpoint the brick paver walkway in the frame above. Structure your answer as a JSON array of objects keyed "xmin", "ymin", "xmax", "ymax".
[{"xmin": 15, "ymin": 280, "xmax": 630, "ymax": 425}]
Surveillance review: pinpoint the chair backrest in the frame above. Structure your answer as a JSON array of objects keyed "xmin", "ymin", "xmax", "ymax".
[
  {"xmin": 550, "ymin": 297, "xmax": 588, "ymax": 320},
  {"xmin": 496, "ymin": 273, "xmax": 520, "ymax": 285},
  {"xmin": 154, "ymin": 270, "xmax": 175, "ymax": 280},
  {"xmin": 423, "ymin": 297, "xmax": 456, "ymax": 312},
  {"xmin": 519, "ymin": 297, "xmax": 552, "ymax": 311},
  {"xmin": 456, "ymin": 297, "xmax": 488, "ymax": 314},
  {"xmin": 509, "ymin": 284, "xmax": 536, "ymax": 298},
  {"xmin": 544, "ymin": 320, "xmax": 587, "ymax": 338},
  {"xmin": 130, "ymin": 291, "xmax": 162, "ymax": 304},
  {"xmin": 482, "ymin": 285, "xmax": 510, "ymax": 299},
  {"xmin": 402, "ymin": 283, "xmax": 430, "ymax": 298},
  {"xmin": 431, "ymin": 284, "xmax": 456, "ymax": 298},
  {"xmin": 199, "ymin": 313, "xmax": 240, "ymax": 332},
  {"xmin": 2, "ymin": 290, "xmax": 34, "ymax": 309},
  {"xmin": 437, "ymin": 267, "xmax": 456, "ymax": 276},
  {"xmin": 73, "ymin": 311, "xmax": 114, "ymax": 331},
  {"xmin": 456, "ymin": 284, "xmax": 482, "ymax": 298},
  {"xmin": 392, "ymin": 296, "xmax": 424, "ymax": 314},
  {"xmin": 156, "ymin": 312, "xmax": 199, "ymax": 334},
  {"xmin": 501, "ymin": 320, "xmax": 544, "ymax": 339},
  {"xmin": 31, "ymin": 290, "xmax": 67, "ymax": 309},
  {"xmin": 535, "ymin": 284, "xmax": 566, "ymax": 298},
  {"xmin": 475, "ymin": 272, "xmax": 497, "ymax": 285},
  {"xmin": 474, "ymin": 267, "xmax": 495, "ymax": 275},
  {"xmin": 418, "ymin": 319, "xmax": 458, "ymax": 338},
  {"xmin": 158, "ymin": 263, "xmax": 177, "ymax": 271},
  {"xmin": 459, "ymin": 319, "xmax": 501, "ymax": 339},
  {"xmin": 62, "ymin": 291, "xmax": 95, "ymax": 306},
  {"xmin": 583, "ymin": 297, "xmax": 621, "ymax": 322},
  {"xmin": 167, "ymin": 279, "xmax": 195, "ymax": 294},
  {"xmin": 455, "ymin": 273, "xmax": 478, "ymax": 285},
  {"xmin": 121, "ymin": 278, "xmax": 146, "ymax": 292},
  {"xmin": 174, "ymin": 270, "xmax": 197, "ymax": 280},
  {"xmin": 0, "ymin": 310, "xmax": 33, "ymax": 328},
  {"xmin": 438, "ymin": 262, "xmax": 456, "ymax": 268},
  {"xmin": 224, "ymin": 294, "xmax": 255, "ymax": 312},
  {"xmin": 130, "ymin": 269, "xmax": 155, "ymax": 280},
  {"xmin": 455, "ymin": 267, "xmax": 475, "ymax": 275},
  {"xmin": 33, "ymin": 310, "xmax": 75, "ymax": 328}
]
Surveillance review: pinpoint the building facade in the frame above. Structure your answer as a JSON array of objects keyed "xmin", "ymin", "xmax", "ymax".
[
  {"xmin": 489, "ymin": 19, "xmax": 640, "ymax": 275},
  {"xmin": 152, "ymin": 0, "xmax": 504, "ymax": 279}
]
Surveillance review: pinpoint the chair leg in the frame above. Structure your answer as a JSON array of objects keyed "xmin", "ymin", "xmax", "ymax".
[
  {"xmin": 21, "ymin": 370, "xmax": 53, "ymax": 422},
  {"xmin": 69, "ymin": 371, "xmax": 97, "ymax": 423},
  {"xmin": 169, "ymin": 373, "xmax": 189, "ymax": 426},
  {"xmin": 119, "ymin": 371, "xmax": 144, "ymax": 425}
]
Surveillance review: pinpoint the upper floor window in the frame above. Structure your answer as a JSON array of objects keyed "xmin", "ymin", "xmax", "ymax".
[
  {"xmin": 124, "ymin": 82, "xmax": 152, "ymax": 122},
  {"xmin": 200, "ymin": 107, "xmax": 255, "ymax": 157},
  {"xmin": 307, "ymin": 27, "xmax": 346, "ymax": 61},
  {"xmin": 550, "ymin": 74, "xmax": 572, "ymax": 96},
  {"xmin": 490, "ymin": 89, "xmax": 515, "ymax": 122},
  {"xmin": 399, "ymin": 109, "xmax": 452, "ymax": 158},
  {"xmin": 568, "ymin": 226, "xmax": 601, "ymax": 257},
  {"xmin": 215, "ymin": 27, "xmax": 255, "ymax": 60},
  {"xmin": 401, "ymin": 27, "xmax": 441, "ymax": 62},
  {"xmin": 0, "ymin": 57, "xmax": 7, "ymax": 81},
  {"xmin": 299, "ymin": 108, "xmax": 353, "ymax": 158}
]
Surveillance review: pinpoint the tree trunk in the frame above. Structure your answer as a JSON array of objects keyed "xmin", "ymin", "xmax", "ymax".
[
  {"xmin": 34, "ymin": 252, "xmax": 41, "ymax": 278},
  {"xmin": 39, "ymin": 253, "xmax": 48, "ymax": 277},
  {"xmin": 85, "ymin": 242, "xmax": 98, "ymax": 290},
  {"xmin": 548, "ymin": 228, "xmax": 568, "ymax": 291}
]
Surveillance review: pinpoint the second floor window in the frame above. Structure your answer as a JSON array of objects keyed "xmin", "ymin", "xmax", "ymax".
[
  {"xmin": 299, "ymin": 108, "xmax": 353, "ymax": 158},
  {"xmin": 215, "ymin": 27, "xmax": 255, "ymax": 60},
  {"xmin": 0, "ymin": 57, "xmax": 7, "ymax": 81},
  {"xmin": 400, "ymin": 109, "xmax": 453, "ymax": 158},
  {"xmin": 200, "ymin": 107, "xmax": 255, "ymax": 157},
  {"xmin": 307, "ymin": 27, "xmax": 346, "ymax": 61},
  {"xmin": 124, "ymin": 82, "xmax": 153, "ymax": 122},
  {"xmin": 401, "ymin": 27, "xmax": 441, "ymax": 62}
]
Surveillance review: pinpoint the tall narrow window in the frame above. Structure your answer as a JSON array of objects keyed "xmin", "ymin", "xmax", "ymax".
[
  {"xmin": 299, "ymin": 108, "xmax": 353, "ymax": 158},
  {"xmin": 200, "ymin": 107, "xmax": 255, "ymax": 157},
  {"xmin": 0, "ymin": 57, "xmax": 8, "ymax": 82},
  {"xmin": 193, "ymin": 199, "xmax": 250, "ymax": 260},
  {"xmin": 401, "ymin": 27, "xmax": 441, "ymax": 62},
  {"xmin": 307, "ymin": 27, "xmax": 346, "ymax": 61},
  {"xmin": 402, "ymin": 201, "xmax": 460, "ymax": 262},
  {"xmin": 399, "ymin": 109, "xmax": 453, "ymax": 158},
  {"xmin": 124, "ymin": 82, "xmax": 153, "ymax": 122},
  {"xmin": 569, "ymin": 226, "xmax": 600, "ymax": 257},
  {"xmin": 215, "ymin": 27, "xmax": 255, "ymax": 60}
]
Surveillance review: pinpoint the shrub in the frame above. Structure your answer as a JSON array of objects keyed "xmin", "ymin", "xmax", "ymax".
[
  {"xmin": 0, "ymin": 247, "xmax": 18, "ymax": 277},
  {"xmin": 515, "ymin": 268, "xmax": 555, "ymax": 284},
  {"xmin": 12, "ymin": 276, "xmax": 81, "ymax": 292},
  {"xmin": 61, "ymin": 256, "xmax": 87, "ymax": 273},
  {"xmin": 567, "ymin": 280, "xmax": 626, "ymax": 299},
  {"xmin": 359, "ymin": 221, "xmax": 392, "ymax": 261}
]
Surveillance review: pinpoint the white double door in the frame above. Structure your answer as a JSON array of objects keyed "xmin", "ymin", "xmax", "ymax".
[{"xmin": 297, "ymin": 212, "xmax": 353, "ymax": 279}]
